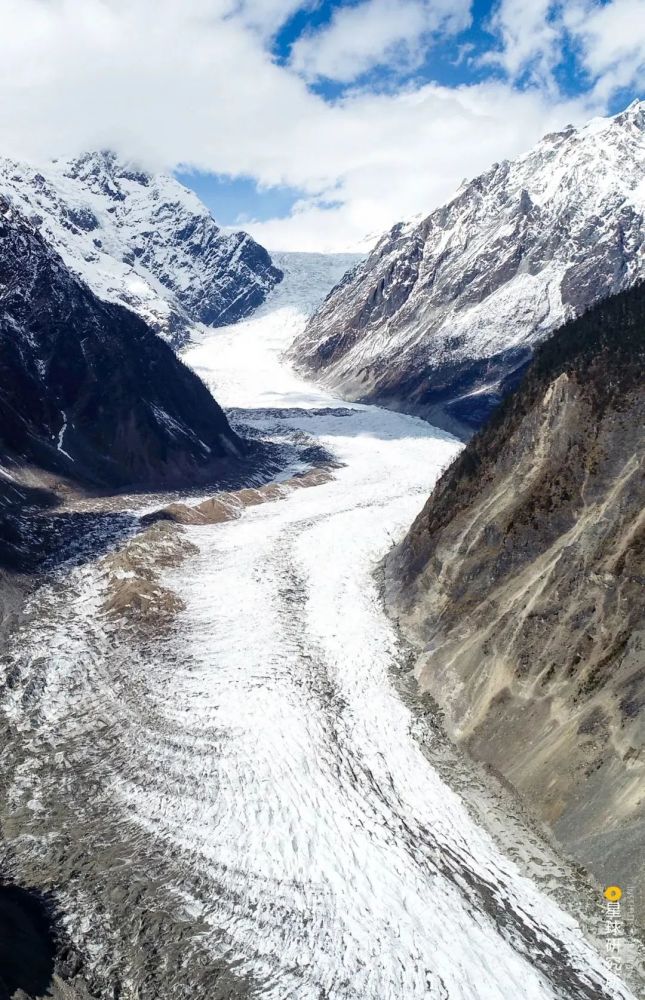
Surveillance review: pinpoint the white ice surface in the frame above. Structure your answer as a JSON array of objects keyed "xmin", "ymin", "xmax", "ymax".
[{"xmin": 149, "ymin": 253, "xmax": 634, "ymax": 998}]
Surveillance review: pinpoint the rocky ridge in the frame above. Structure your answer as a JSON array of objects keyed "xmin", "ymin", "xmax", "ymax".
[
  {"xmin": 384, "ymin": 281, "xmax": 645, "ymax": 917},
  {"xmin": 0, "ymin": 195, "xmax": 246, "ymax": 496},
  {"xmin": 293, "ymin": 100, "xmax": 645, "ymax": 435},
  {"xmin": 0, "ymin": 151, "xmax": 282, "ymax": 346}
]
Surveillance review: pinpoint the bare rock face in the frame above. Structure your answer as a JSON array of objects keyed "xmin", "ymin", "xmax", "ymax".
[
  {"xmin": 0, "ymin": 151, "xmax": 282, "ymax": 346},
  {"xmin": 384, "ymin": 281, "xmax": 645, "ymax": 915},
  {"xmin": 293, "ymin": 101, "xmax": 645, "ymax": 435},
  {"xmin": 0, "ymin": 197, "xmax": 244, "ymax": 490}
]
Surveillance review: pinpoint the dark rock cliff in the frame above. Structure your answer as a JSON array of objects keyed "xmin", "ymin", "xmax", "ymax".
[
  {"xmin": 0, "ymin": 151, "xmax": 283, "ymax": 346},
  {"xmin": 0, "ymin": 197, "xmax": 244, "ymax": 491}
]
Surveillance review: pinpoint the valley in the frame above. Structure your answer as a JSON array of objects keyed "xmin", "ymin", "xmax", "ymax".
[{"xmin": 1, "ymin": 254, "xmax": 641, "ymax": 1000}]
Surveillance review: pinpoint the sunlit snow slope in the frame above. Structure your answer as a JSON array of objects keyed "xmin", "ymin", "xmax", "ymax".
[
  {"xmin": 3, "ymin": 253, "xmax": 638, "ymax": 999},
  {"xmin": 293, "ymin": 101, "xmax": 645, "ymax": 434}
]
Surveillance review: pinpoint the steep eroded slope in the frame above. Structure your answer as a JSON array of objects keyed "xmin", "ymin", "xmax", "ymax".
[{"xmin": 385, "ymin": 281, "xmax": 645, "ymax": 911}]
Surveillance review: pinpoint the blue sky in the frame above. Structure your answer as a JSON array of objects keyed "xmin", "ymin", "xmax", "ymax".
[
  {"xmin": 3, "ymin": 0, "xmax": 643, "ymax": 250},
  {"xmin": 178, "ymin": 0, "xmax": 500, "ymax": 226},
  {"xmin": 176, "ymin": 0, "xmax": 643, "ymax": 239},
  {"xmin": 272, "ymin": 0, "xmax": 503, "ymax": 94}
]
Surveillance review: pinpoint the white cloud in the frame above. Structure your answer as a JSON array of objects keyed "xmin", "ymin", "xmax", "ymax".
[
  {"xmin": 290, "ymin": 0, "xmax": 472, "ymax": 82},
  {"xmin": 0, "ymin": 0, "xmax": 315, "ymax": 174},
  {"xmin": 244, "ymin": 83, "xmax": 593, "ymax": 251},
  {"xmin": 485, "ymin": 0, "xmax": 563, "ymax": 88},
  {"xmin": 563, "ymin": 0, "xmax": 645, "ymax": 101},
  {"xmin": 238, "ymin": 0, "xmax": 316, "ymax": 37},
  {"xmin": 486, "ymin": 0, "xmax": 645, "ymax": 100},
  {"xmin": 0, "ymin": 0, "xmax": 637, "ymax": 251}
]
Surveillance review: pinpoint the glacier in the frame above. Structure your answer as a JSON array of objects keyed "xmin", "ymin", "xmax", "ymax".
[{"xmin": 1, "ymin": 253, "xmax": 639, "ymax": 999}]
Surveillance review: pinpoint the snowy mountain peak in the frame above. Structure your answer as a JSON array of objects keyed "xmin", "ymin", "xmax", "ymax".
[
  {"xmin": 611, "ymin": 96, "xmax": 645, "ymax": 123},
  {"xmin": 66, "ymin": 148, "xmax": 147, "ymax": 181},
  {"xmin": 0, "ymin": 150, "xmax": 282, "ymax": 345},
  {"xmin": 0, "ymin": 195, "xmax": 243, "ymax": 488},
  {"xmin": 292, "ymin": 101, "xmax": 645, "ymax": 436}
]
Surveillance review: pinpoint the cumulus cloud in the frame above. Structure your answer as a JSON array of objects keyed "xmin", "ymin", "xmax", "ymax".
[
  {"xmin": 0, "ymin": 0, "xmax": 639, "ymax": 250},
  {"xmin": 238, "ymin": 0, "xmax": 315, "ymax": 35},
  {"xmin": 487, "ymin": 0, "xmax": 645, "ymax": 100},
  {"xmin": 289, "ymin": 0, "xmax": 472, "ymax": 82},
  {"xmin": 484, "ymin": 0, "xmax": 563, "ymax": 88},
  {"xmin": 244, "ymin": 83, "xmax": 592, "ymax": 250},
  {"xmin": 563, "ymin": 0, "xmax": 645, "ymax": 101}
]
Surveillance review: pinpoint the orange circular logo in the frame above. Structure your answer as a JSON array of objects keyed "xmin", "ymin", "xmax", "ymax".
[{"xmin": 604, "ymin": 886, "xmax": 622, "ymax": 902}]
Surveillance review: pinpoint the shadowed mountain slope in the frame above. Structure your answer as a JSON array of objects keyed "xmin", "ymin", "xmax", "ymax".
[
  {"xmin": 0, "ymin": 196, "xmax": 244, "ymax": 491},
  {"xmin": 0, "ymin": 151, "xmax": 283, "ymax": 346}
]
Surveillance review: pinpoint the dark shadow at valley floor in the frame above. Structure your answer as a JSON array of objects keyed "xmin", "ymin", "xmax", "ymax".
[{"xmin": 0, "ymin": 884, "xmax": 56, "ymax": 1000}]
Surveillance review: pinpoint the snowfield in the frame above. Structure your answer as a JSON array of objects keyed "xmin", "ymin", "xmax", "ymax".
[{"xmin": 3, "ymin": 253, "xmax": 638, "ymax": 999}]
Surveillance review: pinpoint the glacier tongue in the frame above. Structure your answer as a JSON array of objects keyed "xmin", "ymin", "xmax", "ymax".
[{"xmin": 2, "ymin": 253, "xmax": 638, "ymax": 999}]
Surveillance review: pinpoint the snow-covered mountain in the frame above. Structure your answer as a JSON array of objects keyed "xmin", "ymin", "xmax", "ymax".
[
  {"xmin": 0, "ymin": 151, "xmax": 282, "ymax": 346},
  {"xmin": 0, "ymin": 195, "xmax": 243, "ymax": 494},
  {"xmin": 292, "ymin": 99, "xmax": 645, "ymax": 435}
]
